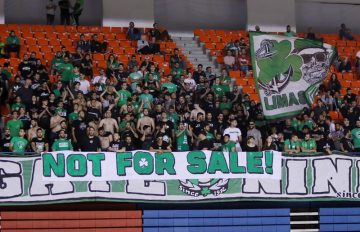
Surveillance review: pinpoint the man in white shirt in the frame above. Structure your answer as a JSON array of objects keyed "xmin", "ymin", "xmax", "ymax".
[
  {"xmin": 223, "ymin": 119, "xmax": 242, "ymax": 151},
  {"xmin": 79, "ymin": 73, "xmax": 90, "ymax": 95},
  {"xmin": 92, "ymin": 69, "xmax": 107, "ymax": 91}
]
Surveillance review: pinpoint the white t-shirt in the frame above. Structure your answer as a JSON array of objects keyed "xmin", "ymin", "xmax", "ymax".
[
  {"xmin": 92, "ymin": 75, "xmax": 107, "ymax": 91},
  {"xmin": 46, "ymin": 1, "xmax": 56, "ymax": 15},
  {"xmin": 223, "ymin": 127, "xmax": 242, "ymax": 143},
  {"xmin": 224, "ymin": 55, "xmax": 235, "ymax": 66},
  {"xmin": 184, "ymin": 78, "xmax": 196, "ymax": 90},
  {"xmin": 79, "ymin": 79, "xmax": 90, "ymax": 94}
]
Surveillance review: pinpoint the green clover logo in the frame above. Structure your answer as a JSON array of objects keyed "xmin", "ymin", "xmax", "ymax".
[{"xmin": 257, "ymin": 40, "xmax": 302, "ymax": 84}]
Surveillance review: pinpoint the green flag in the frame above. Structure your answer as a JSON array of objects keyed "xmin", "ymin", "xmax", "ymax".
[{"xmin": 249, "ymin": 32, "xmax": 336, "ymax": 120}]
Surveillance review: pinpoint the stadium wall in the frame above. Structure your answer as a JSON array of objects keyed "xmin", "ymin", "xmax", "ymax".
[
  {"xmin": 4, "ymin": 0, "xmax": 103, "ymax": 26},
  {"xmin": 153, "ymin": 0, "xmax": 247, "ymax": 32},
  {"xmin": 102, "ymin": 0, "xmax": 155, "ymax": 28}
]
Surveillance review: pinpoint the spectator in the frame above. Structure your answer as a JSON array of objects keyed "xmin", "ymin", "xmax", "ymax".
[
  {"xmin": 223, "ymin": 50, "xmax": 235, "ymax": 73},
  {"xmin": 126, "ymin": 22, "xmax": 141, "ymax": 41},
  {"xmin": 255, "ymin": 25, "xmax": 261, "ymax": 32},
  {"xmin": 59, "ymin": 0, "xmax": 71, "ymax": 25},
  {"xmin": 58, "ymin": 56, "xmax": 74, "ymax": 86},
  {"xmin": 80, "ymin": 53, "xmax": 93, "ymax": 76},
  {"xmin": 150, "ymin": 135, "xmax": 172, "ymax": 152},
  {"xmin": 0, "ymin": 36, "xmax": 6, "ymax": 58},
  {"xmin": 263, "ymin": 135, "xmax": 278, "ymax": 151},
  {"xmin": 72, "ymin": 0, "xmax": 85, "ymax": 26},
  {"xmin": 245, "ymin": 136, "xmax": 258, "ymax": 152},
  {"xmin": 317, "ymin": 132, "xmax": 335, "ymax": 155},
  {"xmin": 284, "ymin": 25, "xmax": 296, "ymax": 37},
  {"xmin": 52, "ymin": 129, "xmax": 73, "ymax": 151},
  {"xmin": 238, "ymin": 53, "xmax": 249, "ymax": 75},
  {"xmin": 247, "ymin": 120, "xmax": 262, "ymax": 150},
  {"xmin": 223, "ymin": 119, "xmax": 242, "ymax": 151},
  {"xmin": 197, "ymin": 131, "xmax": 213, "ymax": 150},
  {"xmin": 0, "ymin": 128, "xmax": 12, "ymax": 152},
  {"xmin": 306, "ymin": 27, "xmax": 323, "ymax": 42},
  {"xmin": 106, "ymin": 54, "xmax": 119, "ymax": 77},
  {"xmin": 108, "ymin": 133, "xmax": 125, "ymax": 152},
  {"xmin": 46, "ymin": 0, "xmax": 57, "ymax": 25},
  {"xmin": 90, "ymin": 34, "xmax": 107, "ymax": 53},
  {"xmin": 81, "ymin": 126, "xmax": 101, "ymax": 151},
  {"xmin": 7, "ymin": 111, "xmax": 23, "ymax": 138},
  {"xmin": 343, "ymin": 88, "xmax": 357, "ymax": 105},
  {"xmin": 137, "ymin": 34, "xmax": 151, "ymax": 54},
  {"xmin": 31, "ymin": 128, "xmax": 49, "ymax": 153},
  {"xmin": 340, "ymin": 129, "xmax": 354, "ymax": 152},
  {"xmin": 339, "ymin": 23, "xmax": 354, "ymax": 40},
  {"xmin": 10, "ymin": 128, "xmax": 28, "ymax": 153},
  {"xmin": 284, "ymin": 134, "xmax": 301, "ymax": 154},
  {"xmin": 77, "ymin": 34, "xmax": 90, "ymax": 53},
  {"xmin": 170, "ymin": 48, "xmax": 185, "ymax": 69},
  {"xmin": 92, "ymin": 69, "xmax": 107, "ymax": 91},
  {"xmin": 301, "ymin": 133, "xmax": 317, "ymax": 153},
  {"xmin": 78, "ymin": 73, "xmax": 90, "ymax": 95},
  {"xmin": 328, "ymin": 73, "xmax": 341, "ymax": 93},
  {"xmin": 5, "ymin": 31, "xmax": 20, "ymax": 58},
  {"xmin": 338, "ymin": 57, "xmax": 352, "ymax": 73},
  {"xmin": 51, "ymin": 51, "xmax": 64, "ymax": 75},
  {"xmin": 351, "ymin": 120, "xmax": 360, "ymax": 152}
]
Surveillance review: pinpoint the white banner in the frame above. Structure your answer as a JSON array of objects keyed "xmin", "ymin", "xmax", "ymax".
[{"xmin": 41, "ymin": 150, "xmax": 282, "ymax": 181}]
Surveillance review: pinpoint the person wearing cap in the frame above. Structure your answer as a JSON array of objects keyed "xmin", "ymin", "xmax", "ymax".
[
  {"xmin": 0, "ymin": 128, "xmax": 12, "ymax": 152},
  {"xmin": 52, "ymin": 130, "xmax": 73, "ymax": 151},
  {"xmin": 150, "ymin": 136, "xmax": 172, "ymax": 153}
]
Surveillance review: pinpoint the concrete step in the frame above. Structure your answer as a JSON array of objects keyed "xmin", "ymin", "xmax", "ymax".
[
  {"xmin": 181, "ymin": 50, "xmax": 205, "ymax": 55},
  {"xmin": 176, "ymin": 43, "xmax": 199, "ymax": 48},
  {"xmin": 172, "ymin": 37, "xmax": 195, "ymax": 41},
  {"xmin": 187, "ymin": 54, "xmax": 209, "ymax": 59}
]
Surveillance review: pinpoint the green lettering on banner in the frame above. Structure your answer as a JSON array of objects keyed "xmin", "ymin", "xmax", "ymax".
[
  {"xmin": 134, "ymin": 151, "xmax": 154, "ymax": 175},
  {"xmin": 276, "ymin": 94, "xmax": 288, "ymax": 108},
  {"xmin": 155, "ymin": 152, "xmax": 176, "ymax": 175},
  {"xmin": 288, "ymin": 92, "xmax": 299, "ymax": 106},
  {"xmin": 42, "ymin": 153, "xmax": 65, "ymax": 177},
  {"xmin": 208, "ymin": 151, "xmax": 229, "ymax": 174},
  {"xmin": 187, "ymin": 151, "xmax": 207, "ymax": 174},
  {"xmin": 298, "ymin": 91, "xmax": 307, "ymax": 104},
  {"xmin": 264, "ymin": 96, "xmax": 275, "ymax": 110},
  {"xmin": 247, "ymin": 152, "xmax": 264, "ymax": 174},
  {"xmin": 229, "ymin": 152, "xmax": 246, "ymax": 173},
  {"xmin": 264, "ymin": 151, "xmax": 273, "ymax": 174},
  {"xmin": 67, "ymin": 154, "xmax": 87, "ymax": 177},
  {"xmin": 116, "ymin": 152, "xmax": 132, "ymax": 176},
  {"xmin": 87, "ymin": 153, "xmax": 105, "ymax": 177}
]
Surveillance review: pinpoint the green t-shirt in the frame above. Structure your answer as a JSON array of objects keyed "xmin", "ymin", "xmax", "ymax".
[
  {"xmin": 68, "ymin": 112, "xmax": 79, "ymax": 122},
  {"xmin": 7, "ymin": 120, "xmax": 23, "ymax": 137},
  {"xmin": 117, "ymin": 89, "xmax": 132, "ymax": 107},
  {"xmin": 284, "ymin": 139, "xmax": 301, "ymax": 150},
  {"xmin": 53, "ymin": 88, "xmax": 61, "ymax": 98},
  {"xmin": 10, "ymin": 136, "xmax": 28, "ymax": 153},
  {"xmin": 219, "ymin": 102, "xmax": 232, "ymax": 111},
  {"xmin": 11, "ymin": 103, "xmax": 25, "ymax": 112},
  {"xmin": 176, "ymin": 130, "xmax": 190, "ymax": 151},
  {"xmin": 6, "ymin": 36, "xmax": 20, "ymax": 45},
  {"xmin": 351, "ymin": 128, "xmax": 360, "ymax": 148},
  {"xmin": 144, "ymin": 72, "xmax": 161, "ymax": 82},
  {"xmin": 222, "ymin": 141, "xmax": 236, "ymax": 152},
  {"xmin": 139, "ymin": 93, "xmax": 153, "ymax": 109},
  {"xmin": 59, "ymin": 63, "xmax": 74, "ymax": 82},
  {"xmin": 1, "ymin": 69, "xmax": 11, "ymax": 79},
  {"xmin": 52, "ymin": 57, "xmax": 64, "ymax": 70},
  {"xmin": 291, "ymin": 119, "xmax": 301, "ymax": 131},
  {"xmin": 72, "ymin": 73, "xmax": 81, "ymax": 83},
  {"xmin": 301, "ymin": 139, "xmax": 317, "ymax": 151},
  {"xmin": 161, "ymin": 82, "xmax": 177, "ymax": 94},
  {"xmin": 168, "ymin": 112, "xmax": 179, "ymax": 129},
  {"xmin": 299, "ymin": 120, "xmax": 314, "ymax": 131},
  {"xmin": 206, "ymin": 132, "xmax": 215, "ymax": 140},
  {"xmin": 212, "ymin": 84, "xmax": 227, "ymax": 97},
  {"xmin": 171, "ymin": 67, "xmax": 183, "ymax": 79},
  {"xmin": 52, "ymin": 139, "xmax": 73, "ymax": 151},
  {"xmin": 107, "ymin": 60, "xmax": 119, "ymax": 70}
]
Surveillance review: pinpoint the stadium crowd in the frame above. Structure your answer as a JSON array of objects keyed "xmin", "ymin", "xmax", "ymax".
[{"xmin": 1, "ymin": 23, "xmax": 360, "ymax": 155}]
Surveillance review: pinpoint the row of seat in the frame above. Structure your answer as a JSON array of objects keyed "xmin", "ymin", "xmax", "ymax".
[
  {"xmin": 320, "ymin": 208, "xmax": 360, "ymax": 232},
  {"xmin": 143, "ymin": 225, "xmax": 290, "ymax": 232}
]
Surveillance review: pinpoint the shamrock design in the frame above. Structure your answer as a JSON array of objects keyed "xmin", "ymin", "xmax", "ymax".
[
  {"xmin": 257, "ymin": 40, "xmax": 302, "ymax": 84},
  {"xmin": 139, "ymin": 158, "xmax": 148, "ymax": 168}
]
